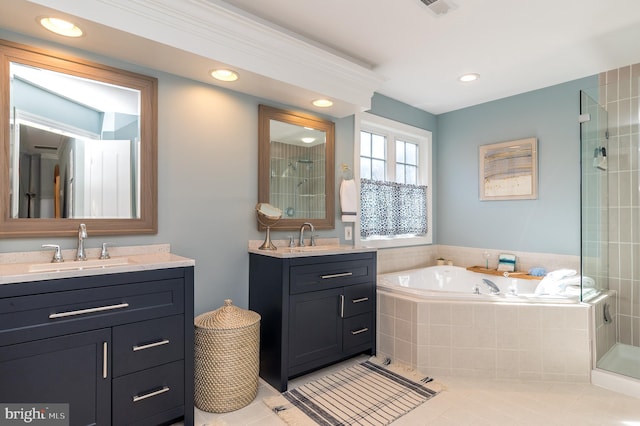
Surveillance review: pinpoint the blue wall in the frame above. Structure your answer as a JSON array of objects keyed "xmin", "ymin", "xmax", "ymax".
[
  {"xmin": 436, "ymin": 76, "xmax": 597, "ymax": 255},
  {"xmin": 369, "ymin": 93, "xmax": 438, "ymax": 132}
]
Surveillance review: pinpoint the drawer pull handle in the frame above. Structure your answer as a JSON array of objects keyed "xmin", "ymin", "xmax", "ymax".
[
  {"xmin": 133, "ymin": 339, "xmax": 170, "ymax": 352},
  {"xmin": 352, "ymin": 297, "xmax": 369, "ymax": 303},
  {"xmin": 49, "ymin": 302, "xmax": 129, "ymax": 319},
  {"xmin": 351, "ymin": 327, "xmax": 369, "ymax": 335},
  {"xmin": 321, "ymin": 272, "xmax": 353, "ymax": 279},
  {"xmin": 102, "ymin": 342, "xmax": 108, "ymax": 379},
  {"xmin": 133, "ymin": 386, "xmax": 170, "ymax": 403}
]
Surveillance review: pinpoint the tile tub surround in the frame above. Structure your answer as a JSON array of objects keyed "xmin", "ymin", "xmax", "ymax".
[
  {"xmin": 377, "ymin": 291, "xmax": 592, "ymax": 382},
  {"xmin": 376, "ymin": 244, "xmax": 580, "ymax": 275}
]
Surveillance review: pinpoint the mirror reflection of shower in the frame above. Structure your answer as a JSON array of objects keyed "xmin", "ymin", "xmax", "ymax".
[{"xmin": 270, "ymin": 142, "xmax": 325, "ymax": 219}]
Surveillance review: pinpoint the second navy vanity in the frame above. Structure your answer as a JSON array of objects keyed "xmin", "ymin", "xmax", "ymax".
[{"xmin": 249, "ymin": 243, "xmax": 376, "ymax": 392}]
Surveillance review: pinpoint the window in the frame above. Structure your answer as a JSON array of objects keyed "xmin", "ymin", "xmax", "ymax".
[{"xmin": 354, "ymin": 112, "xmax": 432, "ymax": 248}]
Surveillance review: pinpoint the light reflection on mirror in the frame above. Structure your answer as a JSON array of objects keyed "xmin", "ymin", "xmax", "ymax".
[{"xmin": 10, "ymin": 61, "xmax": 141, "ymax": 219}]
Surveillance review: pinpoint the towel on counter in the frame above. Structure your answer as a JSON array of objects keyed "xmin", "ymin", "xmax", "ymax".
[{"xmin": 340, "ymin": 178, "xmax": 357, "ymax": 222}]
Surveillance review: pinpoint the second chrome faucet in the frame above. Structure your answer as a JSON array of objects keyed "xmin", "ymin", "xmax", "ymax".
[{"xmin": 299, "ymin": 222, "xmax": 315, "ymax": 247}]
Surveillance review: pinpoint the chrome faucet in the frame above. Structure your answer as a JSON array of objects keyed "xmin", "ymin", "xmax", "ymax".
[
  {"xmin": 76, "ymin": 223, "xmax": 88, "ymax": 261},
  {"xmin": 482, "ymin": 278, "xmax": 500, "ymax": 294},
  {"xmin": 299, "ymin": 222, "xmax": 315, "ymax": 247}
]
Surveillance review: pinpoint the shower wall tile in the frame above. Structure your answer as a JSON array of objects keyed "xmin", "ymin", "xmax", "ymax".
[
  {"xmin": 619, "ymin": 243, "xmax": 633, "ymax": 278},
  {"xmin": 619, "ymin": 315, "xmax": 632, "ymax": 345},
  {"xmin": 618, "ymin": 279, "xmax": 632, "ymax": 316},
  {"xmin": 632, "ymin": 64, "xmax": 640, "ymax": 97},
  {"xmin": 621, "ymin": 99, "xmax": 633, "ymax": 135},
  {"xmin": 619, "ymin": 66, "xmax": 631, "ymax": 99},
  {"xmin": 604, "ymin": 62, "xmax": 640, "ymax": 349}
]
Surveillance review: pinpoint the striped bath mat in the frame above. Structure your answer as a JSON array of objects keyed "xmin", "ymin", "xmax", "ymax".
[{"xmin": 264, "ymin": 360, "xmax": 440, "ymax": 425}]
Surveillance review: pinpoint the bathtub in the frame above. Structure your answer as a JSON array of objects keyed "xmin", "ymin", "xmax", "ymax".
[
  {"xmin": 376, "ymin": 265, "xmax": 593, "ymax": 381},
  {"xmin": 378, "ymin": 265, "xmax": 595, "ymax": 303}
]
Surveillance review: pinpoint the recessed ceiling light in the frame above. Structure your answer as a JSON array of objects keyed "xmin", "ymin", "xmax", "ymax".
[
  {"xmin": 39, "ymin": 17, "xmax": 83, "ymax": 37},
  {"xmin": 459, "ymin": 73, "xmax": 480, "ymax": 83},
  {"xmin": 301, "ymin": 137, "xmax": 315, "ymax": 144},
  {"xmin": 312, "ymin": 99, "xmax": 333, "ymax": 108},
  {"xmin": 210, "ymin": 69, "xmax": 239, "ymax": 82}
]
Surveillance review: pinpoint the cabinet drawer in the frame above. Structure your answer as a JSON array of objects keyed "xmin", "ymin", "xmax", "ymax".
[
  {"xmin": 112, "ymin": 315, "xmax": 184, "ymax": 377},
  {"xmin": 112, "ymin": 360, "xmax": 184, "ymax": 425},
  {"xmin": 290, "ymin": 258, "xmax": 375, "ymax": 294},
  {"xmin": 342, "ymin": 283, "xmax": 374, "ymax": 318},
  {"xmin": 0, "ymin": 279, "xmax": 184, "ymax": 346},
  {"xmin": 343, "ymin": 313, "xmax": 373, "ymax": 350}
]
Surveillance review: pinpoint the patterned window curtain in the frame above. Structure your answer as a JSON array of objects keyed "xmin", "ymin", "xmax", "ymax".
[{"xmin": 360, "ymin": 178, "xmax": 428, "ymax": 238}]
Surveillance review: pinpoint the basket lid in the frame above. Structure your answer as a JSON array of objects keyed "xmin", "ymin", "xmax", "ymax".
[{"xmin": 195, "ymin": 299, "xmax": 260, "ymax": 330}]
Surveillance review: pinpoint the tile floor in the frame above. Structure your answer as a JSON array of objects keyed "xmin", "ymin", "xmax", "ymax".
[{"xmin": 189, "ymin": 356, "xmax": 640, "ymax": 425}]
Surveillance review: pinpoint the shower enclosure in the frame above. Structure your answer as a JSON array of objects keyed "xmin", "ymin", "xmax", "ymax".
[{"xmin": 581, "ymin": 66, "xmax": 640, "ymax": 387}]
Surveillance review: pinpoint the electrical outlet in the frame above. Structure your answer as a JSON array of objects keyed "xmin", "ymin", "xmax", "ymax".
[{"xmin": 344, "ymin": 225, "xmax": 353, "ymax": 241}]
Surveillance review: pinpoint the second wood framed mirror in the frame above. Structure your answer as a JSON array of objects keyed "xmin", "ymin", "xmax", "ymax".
[{"xmin": 258, "ymin": 105, "xmax": 335, "ymax": 230}]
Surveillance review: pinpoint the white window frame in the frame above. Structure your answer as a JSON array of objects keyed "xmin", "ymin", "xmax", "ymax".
[{"xmin": 354, "ymin": 112, "xmax": 433, "ymax": 248}]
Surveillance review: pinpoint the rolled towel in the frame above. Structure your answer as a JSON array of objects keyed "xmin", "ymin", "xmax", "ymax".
[
  {"xmin": 534, "ymin": 269, "xmax": 578, "ymax": 296},
  {"xmin": 340, "ymin": 179, "xmax": 357, "ymax": 222}
]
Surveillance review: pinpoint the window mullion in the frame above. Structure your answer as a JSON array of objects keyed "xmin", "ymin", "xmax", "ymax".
[{"xmin": 387, "ymin": 133, "xmax": 395, "ymax": 182}]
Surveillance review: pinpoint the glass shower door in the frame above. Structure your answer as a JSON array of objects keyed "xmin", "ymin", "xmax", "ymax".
[{"xmin": 580, "ymin": 90, "xmax": 609, "ymax": 300}]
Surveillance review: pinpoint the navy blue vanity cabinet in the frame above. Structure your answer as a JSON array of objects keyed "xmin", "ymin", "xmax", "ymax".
[
  {"xmin": 0, "ymin": 267, "xmax": 194, "ymax": 426},
  {"xmin": 249, "ymin": 251, "xmax": 376, "ymax": 392}
]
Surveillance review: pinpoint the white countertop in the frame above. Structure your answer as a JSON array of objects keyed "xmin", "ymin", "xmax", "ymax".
[
  {"xmin": 248, "ymin": 238, "xmax": 376, "ymax": 258},
  {"xmin": 0, "ymin": 244, "xmax": 194, "ymax": 285}
]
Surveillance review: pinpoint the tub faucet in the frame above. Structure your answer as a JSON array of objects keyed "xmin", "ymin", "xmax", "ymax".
[
  {"xmin": 299, "ymin": 222, "xmax": 315, "ymax": 247},
  {"xmin": 482, "ymin": 278, "xmax": 500, "ymax": 294},
  {"xmin": 76, "ymin": 223, "xmax": 88, "ymax": 261}
]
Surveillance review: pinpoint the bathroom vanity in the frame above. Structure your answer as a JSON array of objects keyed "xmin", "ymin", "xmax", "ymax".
[
  {"xmin": 0, "ymin": 246, "xmax": 194, "ymax": 426},
  {"xmin": 248, "ymin": 244, "xmax": 376, "ymax": 391}
]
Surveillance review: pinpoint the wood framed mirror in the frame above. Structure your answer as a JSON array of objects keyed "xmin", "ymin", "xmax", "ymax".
[
  {"xmin": 0, "ymin": 39, "xmax": 157, "ymax": 237},
  {"xmin": 258, "ymin": 105, "xmax": 335, "ymax": 230}
]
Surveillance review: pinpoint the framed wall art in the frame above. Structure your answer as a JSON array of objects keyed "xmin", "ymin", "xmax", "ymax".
[{"xmin": 479, "ymin": 138, "xmax": 538, "ymax": 201}]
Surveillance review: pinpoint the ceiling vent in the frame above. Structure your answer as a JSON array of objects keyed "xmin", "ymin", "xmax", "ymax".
[{"xmin": 420, "ymin": 0, "xmax": 454, "ymax": 15}]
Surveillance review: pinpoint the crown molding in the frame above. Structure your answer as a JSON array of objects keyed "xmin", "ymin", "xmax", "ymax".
[{"xmin": 28, "ymin": 0, "xmax": 384, "ymax": 111}]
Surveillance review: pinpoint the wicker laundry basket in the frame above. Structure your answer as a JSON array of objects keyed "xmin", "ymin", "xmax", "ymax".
[{"xmin": 194, "ymin": 299, "xmax": 261, "ymax": 413}]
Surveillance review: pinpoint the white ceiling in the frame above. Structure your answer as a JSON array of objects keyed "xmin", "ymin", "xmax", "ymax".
[
  {"xmin": 2, "ymin": 0, "xmax": 640, "ymax": 117},
  {"xmin": 221, "ymin": 0, "xmax": 640, "ymax": 114}
]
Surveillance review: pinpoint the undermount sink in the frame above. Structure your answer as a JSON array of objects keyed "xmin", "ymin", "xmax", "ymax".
[
  {"xmin": 289, "ymin": 245, "xmax": 343, "ymax": 253},
  {"xmin": 28, "ymin": 257, "xmax": 130, "ymax": 273}
]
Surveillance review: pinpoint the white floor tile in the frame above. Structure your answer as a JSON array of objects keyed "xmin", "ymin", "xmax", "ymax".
[{"xmin": 187, "ymin": 357, "xmax": 640, "ymax": 425}]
